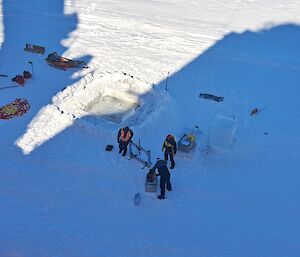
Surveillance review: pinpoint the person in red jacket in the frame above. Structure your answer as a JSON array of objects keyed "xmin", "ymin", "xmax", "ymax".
[
  {"xmin": 162, "ymin": 134, "xmax": 177, "ymax": 169},
  {"xmin": 117, "ymin": 126, "xmax": 134, "ymax": 156}
]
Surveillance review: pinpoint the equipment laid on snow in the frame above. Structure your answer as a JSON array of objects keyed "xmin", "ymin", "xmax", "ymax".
[
  {"xmin": 0, "ymin": 99, "xmax": 30, "ymax": 120},
  {"xmin": 28, "ymin": 61, "xmax": 34, "ymax": 80},
  {"xmin": 199, "ymin": 93, "xmax": 224, "ymax": 102},
  {"xmin": 178, "ymin": 134, "xmax": 196, "ymax": 152},
  {"xmin": 45, "ymin": 52, "xmax": 86, "ymax": 70},
  {"xmin": 24, "ymin": 43, "xmax": 45, "ymax": 55},
  {"xmin": 12, "ymin": 75, "xmax": 25, "ymax": 86},
  {"xmin": 0, "ymin": 86, "xmax": 19, "ymax": 90},
  {"xmin": 23, "ymin": 71, "xmax": 32, "ymax": 79},
  {"xmin": 128, "ymin": 140, "xmax": 152, "ymax": 169},
  {"xmin": 251, "ymin": 107, "xmax": 266, "ymax": 116},
  {"xmin": 145, "ymin": 169, "xmax": 157, "ymax": 192},
  {"xmin": 165, "ymin": 71, "xmax": 170, "ymax": 91},
  {"xmin": 251, "ymin": 108, "xmax": 258, "ymax": 116},
  {"xmin": 178, "ymin": 125, "xmax": 200, "ymax": 153},
  {"xmin": 105, "ymin": 144, "xmax": 113, "ymax": 151}
]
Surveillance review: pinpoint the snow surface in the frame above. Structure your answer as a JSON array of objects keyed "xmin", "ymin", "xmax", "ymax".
[{"xmin": 1, "ymin": 0, "xmax": 300, "ymax": 256}]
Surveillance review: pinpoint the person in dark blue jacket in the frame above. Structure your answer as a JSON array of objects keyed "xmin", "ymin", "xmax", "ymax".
[
  {"xmin": 162, "ymin": 134, "xmax": 177, "ymax": 169},
  {"xmin": 150, "ymin": 158, "xmax": 172, "ymax": 200}
]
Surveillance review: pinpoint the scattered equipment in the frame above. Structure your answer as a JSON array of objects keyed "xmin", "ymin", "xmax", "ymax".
[
  {"xmin": 105, "ymin": 144, "xmax": 113, "ymax": 151},
  {"xmin": 12, "ymin": 75, "xmax": 25, "ymax": 86},
  {"xmin": 128, "ymin": 140, "xmax": 152, "ymax": 169},
  {"xmin": 24, "ymin": 43, "xmax": 45, "ymax": 55},
  {"xmin": 28, "ymin": 61, "xmax": 34, "ymax": 79},
  {"xmin": 23, "ymin": 71, "xmax": 32, "ymax": 79}
]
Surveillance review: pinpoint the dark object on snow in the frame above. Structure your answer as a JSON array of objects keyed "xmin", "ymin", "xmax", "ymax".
[
  {"xmin": 0, "ymin": 74, "xmax": 8, "ymax": 77},
  {"xmin": 199, "ymin": 93, "xmax": 224, "ymax": 102},
  {"xmin": 23, "ymin": 71, "xmax": 32, "ymax": 79},
  {"xmin": 28, "ymin": 61, "xmax": 35, "ymax": 80},
  {"xmin": 151, "ymin": 159, "xmax": 172, "ymax": 199},
  {"xmin": 45, "ymin": 52, "xmax": 86, "ymax": 70},
  {"xmin": 105, "ymin": 144, "xmax": 113, "ymax": 151},
  {"xmin": 12, "ymin": 75, "xmax": 25, "ymax": 86},
  {"xmin": 24, "ymin": 43, "xmax": 45, "ymax": 55},
  {"xmin": 162, "ymin": 134, "xmax": 177, "ymax": 169},
  {"xmin": 251, "ymin": 108, "xmax": 258, "ymax": 116},
  {"xmin": 0, "ymin": 86, "xmax": 19, "ymax": 90},
  {"xmin": 250, "ymin": 107, "xmax": 266, "ymax": 116}
]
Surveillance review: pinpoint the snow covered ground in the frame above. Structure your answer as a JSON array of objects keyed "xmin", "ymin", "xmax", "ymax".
[{"xmin": 1, "ymin": 0, "xmax": 300, "ymax": 256}]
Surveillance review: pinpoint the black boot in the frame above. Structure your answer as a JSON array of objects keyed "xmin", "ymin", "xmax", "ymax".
[
  {"xmin": 122, "ymin": 147, "xmax": 127, "ymax": 156},
  {"xmin": 157, "ymin": 195, "xmax": 165, "ymax": 200}
]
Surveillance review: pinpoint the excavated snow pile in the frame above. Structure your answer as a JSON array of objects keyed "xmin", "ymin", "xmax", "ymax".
[{"xmin": 16, "ymin": 72, "xmax": 153, "ymax": 154}]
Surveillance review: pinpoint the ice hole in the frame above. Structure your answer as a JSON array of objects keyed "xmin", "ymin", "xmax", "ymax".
[{"xmin": 84, "ymin": 94, "xmax": 140, "ymax": 124}]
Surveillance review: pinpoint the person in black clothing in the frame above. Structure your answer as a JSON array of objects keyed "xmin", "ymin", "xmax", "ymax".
[
  {"xmin": 117, "ymin": 126, "xmax": 134, "ymax": 156},
  {"xmin": 162, "ymin": 134, "xmax": 177, "ymax": 169},
  {"xmin": 150, "ymin": 158, "xmax": 172, "ymax": 200}
]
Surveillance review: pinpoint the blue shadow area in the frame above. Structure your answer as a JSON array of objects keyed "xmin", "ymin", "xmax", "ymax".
[
  {"xmin": 158, "ymin": 24, "xmax": 300, "ymax": 137},
  {"xmin": 0, "ymin": 0, "xmax": 92, "ymax": 145}
]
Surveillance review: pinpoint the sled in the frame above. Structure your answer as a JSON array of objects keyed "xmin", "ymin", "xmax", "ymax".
[
  {"xmin": 24, "ymin": 43, "xmax": 45, "ymax": 55},
  {"xmin": 178, "ymin": 134, "xmax": 196, "ymax": 153},
  {"xmin": 177, "ymin": 125, "xmax": 200, "ymax": 153},
  {"xmin": 45, "ymin": 52, "xmax": 86, "ymax": 70},
  {"xmin": 0, "ymin": 99, "xmax": 30, "ymax": 120}
]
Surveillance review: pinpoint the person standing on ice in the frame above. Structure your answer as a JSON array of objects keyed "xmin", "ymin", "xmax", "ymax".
[
  {"xmin": 117, "ymin": 126, "xmax": 134, "ymax": 156},
  {"xmin": 162, "ymin": 134, "xmax": 177, "ymax": 169},
  {"xmin": 150, "ymin": 158, "xmax": 172, "ymax": 200}
]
